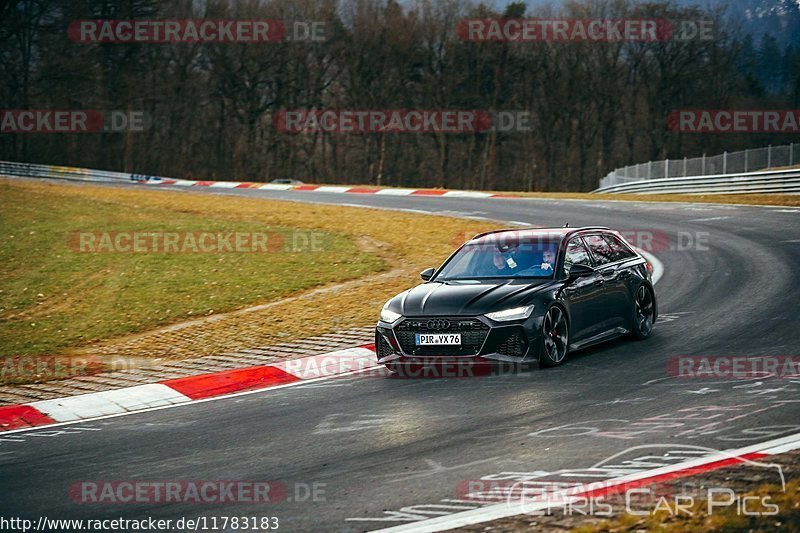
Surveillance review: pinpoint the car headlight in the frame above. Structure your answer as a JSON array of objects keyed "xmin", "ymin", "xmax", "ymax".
[
  {"xmin": 380, "ymin": 307, "xmax": 402, "ymax": 323},
  {"xmin": 485, "ymin": 305, "xmax": 535, "ymax": 322}
]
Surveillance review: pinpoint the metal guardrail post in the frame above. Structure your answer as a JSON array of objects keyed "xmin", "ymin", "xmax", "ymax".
[
  {"xmin": 592, "ymin": 168, "xmax": 800, "ymax": 194},
  {"xmin": 599, "ymin": 142, "xmax": 798, "ymax": 189}
]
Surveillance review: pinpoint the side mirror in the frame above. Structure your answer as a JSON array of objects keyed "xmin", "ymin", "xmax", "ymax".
[
  {"xmin": 567, "ymin": 263, "xmax": 595, "ymax": 279},
  {"xmin": 420, "ymin": 267, "xmax": 435, "ymax": 281}
]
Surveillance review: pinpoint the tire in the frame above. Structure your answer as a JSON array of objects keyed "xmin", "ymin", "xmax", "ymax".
[
  {"xmin": 631, "ymin": 284, "xmax": 655, "ymax": 340},
  {"xmin": 540, "ymin": 306, "xmax": 569, "ymax": 367}
]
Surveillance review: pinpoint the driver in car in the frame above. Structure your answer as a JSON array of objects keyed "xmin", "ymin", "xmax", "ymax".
[{"xmin": 517, "ymin": 247, "xmax": 557, "ymax": 277}]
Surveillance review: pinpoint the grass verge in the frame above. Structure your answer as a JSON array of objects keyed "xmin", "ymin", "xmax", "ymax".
[
  {"xmin": 0, "ymin": 179, "xmax": 501, "ymax": 382},
  {"xmin": 0, "ymin": 180, "xmax": 381, "ymax": 356}
]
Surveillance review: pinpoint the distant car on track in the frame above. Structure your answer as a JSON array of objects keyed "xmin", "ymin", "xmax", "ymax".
[
  {"xmin": 270, "ymin": 178, "xmax": 304, "ymax": 185},
  {"xmin": 376, "ymin": 227, "xmax": 656, "ymax": 369}
]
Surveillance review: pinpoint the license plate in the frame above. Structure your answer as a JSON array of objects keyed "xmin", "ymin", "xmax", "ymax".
[{"xmin": 415, "ymin": 333, "xmax": 461, "ymax": 346}]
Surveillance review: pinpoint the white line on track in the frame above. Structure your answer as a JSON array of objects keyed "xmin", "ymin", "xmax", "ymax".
[
  {"xmin": 688, "ymin": 216, "xmax": 730, "ymax": 222},
  {"xmin": 372, "ymin": 431, "xmax": 800, "ymax": 532}
]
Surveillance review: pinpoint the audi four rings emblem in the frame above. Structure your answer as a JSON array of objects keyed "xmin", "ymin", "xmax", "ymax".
[{"xmin": 426, "ymin": 319, "xmax": 450, "ymax": 330}]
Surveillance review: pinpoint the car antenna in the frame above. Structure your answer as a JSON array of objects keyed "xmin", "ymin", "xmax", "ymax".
[{"xmin": 564, "ymin": 222, "xmax": 570, "ymax": 228}]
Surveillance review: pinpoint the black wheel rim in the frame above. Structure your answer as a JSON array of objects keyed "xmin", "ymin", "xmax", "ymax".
[
  {"xmin": 635, "ymin": 286, "xmax": 654, "ymax": 336},
  {"xmin": 543, "ymin": 307, "xmax": 568, "ymax": 363}
]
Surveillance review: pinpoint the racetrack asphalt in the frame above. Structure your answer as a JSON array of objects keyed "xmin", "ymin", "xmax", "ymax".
[{"xmin": 1, "ymin": 181, "xmax": 799, "ymax": 531}]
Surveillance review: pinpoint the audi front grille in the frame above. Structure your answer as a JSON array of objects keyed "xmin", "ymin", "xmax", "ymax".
[{"xmin": 394, "ymin": 318, "xmax": 490, "ymax": 356}]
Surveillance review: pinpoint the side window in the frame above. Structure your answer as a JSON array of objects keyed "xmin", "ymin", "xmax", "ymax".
[
  {"xmin": 564, "ymin": 238, "xmax": 591, "ymax": 274},
  {"xmin": 603, "ymin": 234, "xmax": 636, "ymax": 262},
  {"xmin": 584, "ymin": 235, "xmax": 615, "ymax": 266}
]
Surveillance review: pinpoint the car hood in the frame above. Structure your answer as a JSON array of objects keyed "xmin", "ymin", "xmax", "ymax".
[{"xmin": 388, "ymin": 279, "xmax": 555, "ymax": 317}]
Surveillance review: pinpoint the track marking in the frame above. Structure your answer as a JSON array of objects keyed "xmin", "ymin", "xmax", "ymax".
[
  {"xmin": 370, "ymin": 432, "xmax": 800, "ymax": 532},
  {"xmin": 688, "ymin": 216, "xmax": 730, "ymax": 222},
  {"xmin": 592, "ymin": 397, "xmax": 653, "ymax": 406},
  {"xmin": 685, "ymin": 388, "xmax": 720, "ymax": 395},
  {"xmin": 387, "ymin": 457, "xmax": 505, "ymax": 484}
]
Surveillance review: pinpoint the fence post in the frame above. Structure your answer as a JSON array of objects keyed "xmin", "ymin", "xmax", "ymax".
[
  {"xmin": 723, "ymin": 151, "xmax": 727, "ymax": 174},
  {"xmin": 792, "ymin": 143, "xmax": 795, "ymax": 166},
  {"xmin": 683, "ymin": 156, "xmax": 687, "ymax": 177},
  {"xmin": 702, "ymin": 153, "xmax": 706, "ymax": 175},
  {"xmin": 648, "ymin": 160, "xmax": 652, "ymax": 179},
  {"xmin": 745, "ymin": 148, "xmax": 748, "ymax": 172},
  {"xmin": 665, "ymin": 158, "xmax": 669, "ymax": 178},
  {"xmin": 767, "ymin": 144, "xmax": 772, "ymax": 168}
]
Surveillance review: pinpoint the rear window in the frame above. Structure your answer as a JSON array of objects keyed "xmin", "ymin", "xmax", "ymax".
[
  {"xmin": 603, "ymin": 234, "xmax": 637, "ymax": 262},
  {"xmin": 584, "ymin": 235, "xmax": 615, "ymax": 266}
]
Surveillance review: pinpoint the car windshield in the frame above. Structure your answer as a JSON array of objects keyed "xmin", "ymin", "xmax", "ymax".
[{"xmin": 435, "ymin": 239, "xmax": 560, "ymax": 280}]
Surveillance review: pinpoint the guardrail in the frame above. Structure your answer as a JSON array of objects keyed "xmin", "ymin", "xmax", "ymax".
[
  {"xmin": 599, "ymin": 143, "xmax": 800, "ymax": 189},
  {"xmin": 0, "ymin": 160, "xmax": 172, "ymax": 185},
  {"xmin": 592, "ymin": 168, "xmax": 800, "ymax": 195}
]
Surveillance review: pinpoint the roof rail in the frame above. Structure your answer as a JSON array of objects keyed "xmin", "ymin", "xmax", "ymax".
[{"xmin": 469, "ymin": 226, "xmax": 610, "ymax": 241}]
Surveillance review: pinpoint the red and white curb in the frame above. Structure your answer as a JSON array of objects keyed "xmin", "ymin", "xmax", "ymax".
[
  {"xmin": 375, "ymin": 431, "xmax": 800, "ymax": 532},
  {"xmin": 141, "ymin": 177, "xmax": 522, "ymax": 199},
  {"xmin": 0, "ymin": 345, "xmax": 377, "ymax": 432}
]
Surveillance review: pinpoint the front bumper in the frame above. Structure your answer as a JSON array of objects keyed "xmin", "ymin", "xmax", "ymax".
[{"xmin": 375, "ymin": 315, "xmax": 541, "ymax": 365}]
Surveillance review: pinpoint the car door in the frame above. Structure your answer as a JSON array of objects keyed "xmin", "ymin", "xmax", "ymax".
[
  {"xmin": 583, "ymin": 234, "xmax": 627, "ymax": 330},
  {"xmin": 561, "ymin": 236, "xmax": 606, "ymax": 342},
  {"xmin": 601, "ymin": 233, "xmax": 641, "ymax": 323}
]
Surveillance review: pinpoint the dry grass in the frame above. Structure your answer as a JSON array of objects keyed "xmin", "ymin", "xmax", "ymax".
[
  {"xmin": 0, "ymin": 179, "xmax": 502, "ymax": 376},
  {"xmin": 573, "ymin": 479, "xmax": 800, "ymax": 532}
]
